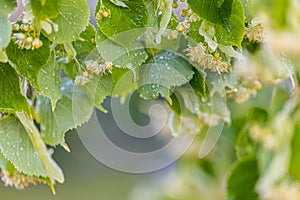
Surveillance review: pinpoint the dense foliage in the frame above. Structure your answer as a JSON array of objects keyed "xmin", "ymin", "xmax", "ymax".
[{"xmin": 0, "ymin": 0, "xmax": 300, "ymax": 199}]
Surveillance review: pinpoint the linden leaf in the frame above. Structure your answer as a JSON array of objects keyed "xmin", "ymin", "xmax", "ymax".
[
  {"xmin": 0, "ymin": 153, "xmax": 55, "ymax": 193},
  {"xmin": 72, "ymin": 24, "xmax": 96, "ymax": 55},
  {"xmin": 37, "ymin": 55, "xmax": 61, "ymax": 109},
  {"xmin": 30, "ymin": 0, "xmax": 61, "ymax": 21},
  {"xmin": 188, "ymin": 0, "xmax": 245, "ymax": 48},
  {"xmin": 36, "ymin": 78, "xmax": 94, "ymax": 146},
  {"xmin": 0, "ymin": 62, "xmax": 30, "ymax": 114},
  {"xmin": 96, "ymin": 0, "xmax": 148, "ymax": 48},
  {"xmin": 63, "ymin": 24, "xmax": 96, "ymax": 80},
  {"xmin": 111, "ymin": 68, "xmax": 137, "ymax": 102},
  {"xmin": 0, "ymin": 0, "xmax": 17, "ymax": 49},
  {"xmin": 0, "ymin": 117, "xmax": 46, "ymax": 177},
  {"xmin": 0, "ymin": 14, "xmax": 11, "ymax": 49},
  {"xmin": 93, "ymin": 76, "xmax": 113, "ymax": 112},
  {"xmin": 0, "ymin": 0, "xmax": 17, "ymax": 15},
  {"xmin": 44, "ymin": 0, "xmax": 90, "ymax": 43},
  {"xmin": 137, "ymin": 51, "xmax": 194, "ymax": 103},
  {"xmin": 227, "ymin": 156, "xmax": 259, "ymax": 200},
  {"xmin": 96, "ymin": 29, "xmax": 149, "ymax": 74},
  {"xmin": 189, "ymin": 21, "xmax": 205, "ymax": 43},
  {"xmin": 6, "ymin": 35, "xmax": 51, "ymax": 89}
]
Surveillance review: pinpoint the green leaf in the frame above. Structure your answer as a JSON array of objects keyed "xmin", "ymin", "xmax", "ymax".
[
  {"xmin": 63, "ymin": 61, "xmax": 78, "ymax": 80},
  {"xmin": 114, "ymin": 48, "xmax": 148, "ymax": 71},
  {"xmin": 6, "ymin": 35, "xmax": 51, "ymax": 89},
  {"xmin": 168, "ymin": 70, "xmax": 208, "ymax": 118},
  {"xmin": 189, "ymin": 21, "xmax": 205, "ymax": 44},
  {"xmin": 238, "ymin": 0, "xmax": 252, "ymax": 23},
  {"xmin": 0, "ymin": 0, "xmax": 16, "ymax": 49},
  {"xmin": 93, "ymin": 75, "xmax": 113, "ymax": 111},
  {"xmin": 235, "ymin": 131, "xmax": 255, "ymax": 159},
  {"xmin": 30, "ymin": 0, "xmax": 61, "ymax": 21},
  {"xmin": 112, "ymin": 68, "xmax": 137, "ymax": 102},
  {"xmin": 72, "ymin": 24, "xmax": 96, "ymax": 55},
  {"xmin": 290, "ymin": 123, "xmax": 300, "ymax": 182},
  {"xmin": 37, "ymin": 55, "xmax": 61, "ymax": 109},
  {"xmin": 0, "ymin": 0, "xmax": 17, "ymax": 49},
  {"xmin": 0, "ymin": 117, "xmax": 46, "ymax": 177},
  {"xmin": 0, "ymin": 0, "xmax": 17, "ymax": 16},
  {"xmin": 0, "ymin": 151, "xmax": 8, "ymax": 169},
  {"xmin": 44, "ymin": 0, "xmax": 90, "ymax": 43},
  {"xmin": 96, "ymin": 29, "xmax": 148, "ymax": 73},
  {"xmin": 137, "ymin": 51, "xmax": 194, "ymax": 103},
  {"xmin": 188, "ymin": 0, "xmax": 245, "ymax": 48},
  {"xmin": 227, "ymin": 156, "xmax": 259, "ymax": 200},
  {"xmin": 36, "ymin": 78, "xmax": 94, "ymax": 146},
  {"xmin": 0, "ymin": 62, "xmax": 30, "ymax": 114},
  {"xmin": 0, "ymin": 151, "xmax": 55, "ymax": 192},
  {"xmin": 190, "ymin": 69, "xmax": 208, "ymax": 101},
  {"xmin": 169, "ymin": 86, "xmax": 200, "ymax": 118},
  {"xmin": 97, "ymin": 0, "xmax": 148, "ymax": 48},
  {"xmin": 0, "ymin": 14, "xmax": 11, "ymax": 49},
  {"xmin": 63, "ymin": 24, "xmax": 96, "ymax": 80}
]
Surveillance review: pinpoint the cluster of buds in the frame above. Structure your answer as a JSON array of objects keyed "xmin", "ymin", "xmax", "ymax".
[
  {"xmin": 96, "ymin": 6, "xmax": 111, "ymax": 21},
  {"xmin": 244, "ymin": 20, "xmax": 264, "ymax": 43},
  {"xmin": 185, "ymin": 43, "xmax": 229, "ymax": 74},
  {"xmin": 175, "ymin": 10, "xmax": 200, "ymax": 36},
  {"xmin": 180, "ymin": 8, "xmax": 194, "ymax": 18},
  {"xmin": 11, "ymin": 21, "xmax": 43, "ymax": 50},
  {"xmin": 172, "ymin": 0, "xmax": 185, "ymax": 8},
  {"xmin": 75, "ymin": 60, "xmax": 113, "ymax": 86},
  {"xmin": 0, "ymin": 171, "xmax": 41, "ymax": 190}
]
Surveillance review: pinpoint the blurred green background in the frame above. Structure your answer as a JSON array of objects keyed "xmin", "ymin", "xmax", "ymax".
[{"xmin": 0, "ymin": 127, "xmax": 173, "ymax": 200}]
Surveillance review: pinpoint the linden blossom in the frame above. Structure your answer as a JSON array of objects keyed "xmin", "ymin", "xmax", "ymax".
[
  {"xmin": 185, "ymin": 43, "xmax": 230, "ymax": 74},
  {"xmin": 75, "ymin": 60, "xmax": 113, "ymax": 86},
  {"xmin": 11, "ymin": 21, "xmax": 43, "ymax": 50}
]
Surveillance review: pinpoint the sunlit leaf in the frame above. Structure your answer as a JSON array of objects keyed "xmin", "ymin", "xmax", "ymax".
[{"xmin": 0, "ymin": 62, "xmax": 29, "ymax": 114}]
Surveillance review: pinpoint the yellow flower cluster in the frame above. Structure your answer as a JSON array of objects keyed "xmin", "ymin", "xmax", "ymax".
[
  {"xmin": 11, "ymin": 22, "xmax": 43, "ymax": 50},
  {"xmin": 245, "ymin": 20, "xmax": 264, "ymax": 43},
  {"xmin": 0, "ymin": 171, "xmax": 41, "ymax": 190},
  {"xmin": 185, "ymin": 43, "xmax": 229, "ymax": 74},
  {"xmin": 75, "ymin": 60, "xmax": 113, "ymax": 86}
]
